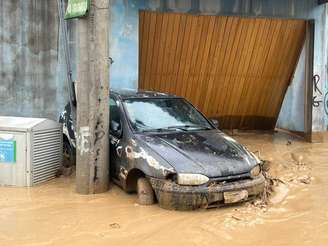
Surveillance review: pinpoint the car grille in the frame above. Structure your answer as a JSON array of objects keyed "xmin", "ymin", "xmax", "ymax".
[{"xmin": 207, "ymin": 172, "xmax": 251, "ymax": 186}]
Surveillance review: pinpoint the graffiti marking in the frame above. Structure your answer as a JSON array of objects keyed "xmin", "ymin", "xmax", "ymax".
[
  {"xmin": 77, "ymin": 126, "xmax": 90, "ymax": 155},
  {"xmin": 312, "ymin": 74, "xmax": 323, "ymax": 107},
  {"xmin": 313, "ymin": 74, "xmax": 322, "ymax": 95},
  {"xmin": 312, "ymin": 96, "xmax": 323, "ymax": 108}
]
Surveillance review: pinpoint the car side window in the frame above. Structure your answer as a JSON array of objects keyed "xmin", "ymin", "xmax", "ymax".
[{"xmin": 109, "ymin": 97, "xmax": 123, "ymax": 138}]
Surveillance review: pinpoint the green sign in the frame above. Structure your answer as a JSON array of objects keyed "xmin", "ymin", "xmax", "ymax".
[
  {"xmin": 65, "ymin": 0, "xmax": 90, "ymax": 19},
  {"xmin": 0, "ymin": 140, "xmax": 16, "ymax": 163}
]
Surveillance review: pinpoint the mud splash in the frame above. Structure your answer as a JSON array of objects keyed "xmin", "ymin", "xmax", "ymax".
[{"xmin": 0, "ymin": 131, "xmax": 328, "ymax": 246}]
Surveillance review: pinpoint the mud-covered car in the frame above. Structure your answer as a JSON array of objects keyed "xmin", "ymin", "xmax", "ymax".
[{"xmin": 60, "ymin": 89, "xmax": 265, "ymax": 210}]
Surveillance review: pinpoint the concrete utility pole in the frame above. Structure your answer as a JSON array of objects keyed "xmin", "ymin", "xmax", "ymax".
[{"xmin": 76, "ymin": 0, "xmax": 110, "ymax": 194}]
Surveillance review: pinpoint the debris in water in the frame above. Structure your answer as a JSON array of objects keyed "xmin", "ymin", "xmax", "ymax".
[
  {"xmin": 261, "ymin": 160, "xmax": 271, "ymax": 172},
  {"xmin": 298, "ymin": 175, "xmax": 312, "ymax": 184},
  {"xmin": 109, "ymin": 223, "xmax": 120, "ymax": 229},
  {"xmin": 269, "ymin": 183, "xmax": 289, "ymax": 204},
  {"xmin": 291, "ymin": 152, "xmax": 304, "ymax": 165},
  {"xmin": 260, "ymin": 167, "xmax": 274, "ymax": 205},
  {"xmin": 257, "ymin": 152, "xmax": 313, "ymax": 207},
  {"xmin": 231, "ymin": 215, "xmax": 242, "ymax": 221},
  {"xmin": 258, "ymin": 160, "xmax": 288, "ymax": 206}
]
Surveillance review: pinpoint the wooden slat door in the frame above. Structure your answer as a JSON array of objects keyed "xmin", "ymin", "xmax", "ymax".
[{"xmin": 139, "ymin": 11, "xmax": 306, "ymax": 130}]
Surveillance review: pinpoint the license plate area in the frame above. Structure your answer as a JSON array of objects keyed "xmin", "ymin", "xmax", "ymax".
[{"xmin": 223, "ymin": 190, "xmax": 248, "ymax": 204}]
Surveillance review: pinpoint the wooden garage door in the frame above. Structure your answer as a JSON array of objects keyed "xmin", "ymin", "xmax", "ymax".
[{"xmin": 139, "ymin": 11, "xmax": 306, "ymax": 130}]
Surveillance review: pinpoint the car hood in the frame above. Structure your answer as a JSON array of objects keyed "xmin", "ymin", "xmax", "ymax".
[{"xmin": 135, "ymin": 130, "xmax": 259, "ymax": 178}]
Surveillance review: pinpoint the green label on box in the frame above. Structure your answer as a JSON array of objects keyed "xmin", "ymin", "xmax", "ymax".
[{"xmin": 0, "ymin": 140, "xmax": 16, "ymax": 163}]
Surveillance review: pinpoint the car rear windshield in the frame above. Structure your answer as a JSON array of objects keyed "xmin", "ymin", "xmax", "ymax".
[{"xmin": 123, "ymin": 98, "xmax": 213, "ymax": 132}]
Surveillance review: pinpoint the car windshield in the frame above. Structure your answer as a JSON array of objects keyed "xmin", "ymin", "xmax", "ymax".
[{"xmin": 123, "ymin": 98, "xmax": 213, "ymax": 132}]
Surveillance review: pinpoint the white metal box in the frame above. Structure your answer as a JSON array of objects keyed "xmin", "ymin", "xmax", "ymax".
[{"xmin": 0, "ymin": 116, "xmax": 62, "ymax": 186}]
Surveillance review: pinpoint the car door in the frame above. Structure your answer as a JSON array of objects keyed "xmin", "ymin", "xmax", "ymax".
[{"xmin": 109, "ymin": 96, "xmax": 124, "ymax": 180}]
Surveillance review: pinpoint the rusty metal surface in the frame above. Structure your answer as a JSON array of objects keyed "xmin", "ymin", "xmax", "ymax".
[{"xmin": 139, "ymin": 11, "xmax": 306, "ymax": 130}]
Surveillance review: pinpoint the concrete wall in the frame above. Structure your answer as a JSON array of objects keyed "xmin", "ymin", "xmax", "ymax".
[
  {"xmin": 0, "ymin": 0, "xmax": 69, "ymax": 121},
  {"xmin": 278, "ymin": 4, "xmax": 328, "ymax": 132},
  {"xmin": 310, "ymin": 4, "xmax": 328, "ymax": 132}
]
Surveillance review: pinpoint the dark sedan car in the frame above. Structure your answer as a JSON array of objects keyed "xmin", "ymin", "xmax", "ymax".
[{"xmin": 60, "ymin": 89, "xmax": 265, "ymax": 210}]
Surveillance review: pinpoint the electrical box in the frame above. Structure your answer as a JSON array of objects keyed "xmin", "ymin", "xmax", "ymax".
[{"xmin": 0, "ymin": 116, "xmax": 62, "ymax": 187}]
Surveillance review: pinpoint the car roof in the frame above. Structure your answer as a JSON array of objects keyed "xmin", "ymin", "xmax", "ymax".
[{"xmin": 110, "ymin": 88, "xmax": 180, "ymax": 100}]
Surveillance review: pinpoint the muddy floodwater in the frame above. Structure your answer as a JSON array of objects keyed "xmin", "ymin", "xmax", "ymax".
[{"xmin": 1, "ymin": 132, "xmax": 328, "ymax": 246}]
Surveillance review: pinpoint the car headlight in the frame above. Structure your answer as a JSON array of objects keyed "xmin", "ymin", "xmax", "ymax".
[
  {"xmin": 250, "ymin": 165, "xmax": 261, "ymax": 178},
  {"xmin": 177, "ymin": 173, "xmax": 209, "ymax": 186}
]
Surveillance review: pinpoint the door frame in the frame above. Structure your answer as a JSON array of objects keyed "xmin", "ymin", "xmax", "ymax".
[{"xmin": 304, "ymin": 20, "xmax": 314, "ymax": 142}]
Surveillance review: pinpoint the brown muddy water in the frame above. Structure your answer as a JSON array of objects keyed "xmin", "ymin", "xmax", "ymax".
[{"xmin": 1, "ymin": 132, "xmax": 328, "ymax": 246}]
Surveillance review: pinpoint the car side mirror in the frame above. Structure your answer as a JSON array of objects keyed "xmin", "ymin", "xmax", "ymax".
[
  {"xmin": 110, "ymin": 120, "xmax": 122, "ymax": 137},
  {"xmin": 210, "ymin": 118, "xmax": 219, "ymax": 129}
]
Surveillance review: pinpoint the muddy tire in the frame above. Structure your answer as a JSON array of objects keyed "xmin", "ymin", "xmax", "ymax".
[{"xmin": 137, "ymin": 177, "xmax": 155, "ymax": 205}]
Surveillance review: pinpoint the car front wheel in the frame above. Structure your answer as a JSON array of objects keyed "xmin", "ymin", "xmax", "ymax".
[{"xmin": 137, "ymin": 177, "xmax": 155, "ymax": 205}]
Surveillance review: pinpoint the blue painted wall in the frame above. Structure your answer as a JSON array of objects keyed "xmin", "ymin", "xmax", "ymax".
[
  {"xmin": 109, "ymin": 0, "xmax": 141, "ymax": 89},
  {"xmin": 278, "ymin": 4, "xmax": 328, "ymax": 132},
  {"xmin": 277, "ymin": 46, "xmax": 306, "ymax": 132}
]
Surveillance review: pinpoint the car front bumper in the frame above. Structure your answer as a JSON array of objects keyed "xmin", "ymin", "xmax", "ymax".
[{"xmin": 149, "ymin": 174, "xmax": 265, "ymax": 210}]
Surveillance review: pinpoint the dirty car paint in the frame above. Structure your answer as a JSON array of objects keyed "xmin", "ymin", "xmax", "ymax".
[
  {"xmin": 60, "ymin": 89, "xmax": 264, "ymax": 210},
  {"xmin": 124, "ymin": 143, "xmax": 175, "ymax": 178},
  {"xmin": 59, "ymin": 103, "xmax": 76, "ymax": 147},
  {"xmin": 135, "ymin": 130, "xmax": 258, "ymax": 178}
]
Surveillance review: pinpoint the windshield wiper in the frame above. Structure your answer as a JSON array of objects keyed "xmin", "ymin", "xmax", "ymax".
[
  {"xmin": 140, "ymin": 125, "xmax": 212, "ymax": 133},
  {"xmin": 140, "ymin": 127, "xmax": 176, "ymax": 133},
  {"xmin": 167, "ymin": 125, "xmax": 212, "ymax": 131}
]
